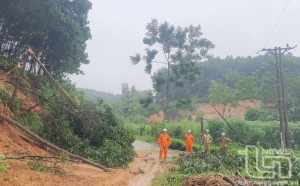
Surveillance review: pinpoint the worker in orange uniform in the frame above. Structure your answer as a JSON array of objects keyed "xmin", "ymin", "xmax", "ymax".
[
  {"xmin": 158, "ymin": 128, "xmax": 171, "ymax": 159},
  {"xmin": 184, "ymin": 130, "xmax": 194, "ymax": 152}
]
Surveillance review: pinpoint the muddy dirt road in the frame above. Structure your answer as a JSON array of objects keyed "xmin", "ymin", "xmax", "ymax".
[{"xmin": 128, "ymin": 140, "xmax": 181, "ymax": 186}]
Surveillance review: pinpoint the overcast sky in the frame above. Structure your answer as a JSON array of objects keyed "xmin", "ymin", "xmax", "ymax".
[{"xmin": 69, "ymin": 0, "xmax": 300, "ymax": 95}]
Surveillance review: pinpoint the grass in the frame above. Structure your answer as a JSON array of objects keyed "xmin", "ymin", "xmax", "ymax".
[
  {"xmin": 0, "ymin": 154, "xmax": 8, "ymax": 172},
  {"xmin": 151, "ymin": 169, "xmax": 184, "ymax": 186},
  {"xmin": 0, "ymin": 162, "xmax": 7, "ymax": 172}
]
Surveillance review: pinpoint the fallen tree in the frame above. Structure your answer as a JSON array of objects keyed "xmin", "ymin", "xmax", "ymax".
[{"xmin": 0, "ymin": 112, "xmax": 111, "ymax": 172}]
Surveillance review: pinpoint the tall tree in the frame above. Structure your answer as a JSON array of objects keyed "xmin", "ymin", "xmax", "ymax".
[
  {"xmin": 130, "ymin": 18, "xmax": 214, "ymax": 127},
  {"xmin": 208, "ymin": 79, "xmax": 236, "ymax": 117},
  {"xmin": 226, "ymin": 69, "xmax": 259, "ymax": 105},
  {"xmin": 0, "ymin": 0, "xmax": 92, "ymax": 75}
]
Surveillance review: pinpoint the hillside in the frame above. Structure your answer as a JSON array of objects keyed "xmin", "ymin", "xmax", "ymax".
[
  {"xmin": 194, "ymin": 100, "xmax": 260, "ymax": 119},
  {"xmin": 147, "ymin": 100, "xmax": 260, "ymax": 123},
  {"xmin": 0, "ymin": 106, "xmax": 129, "ymax": 186},
  {"xmin": 0, "ymin": 58, "xmax": 138, "ymax": 185},
  {"xmin": 77, "ymin": 88, "xmax": 121, "ymax": 103},
  {"xmin": 0, "ymin": 70, "xmax": 139, "ymax": 185}
]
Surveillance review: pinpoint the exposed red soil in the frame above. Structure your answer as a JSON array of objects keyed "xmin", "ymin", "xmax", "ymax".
[
  {"xmin": 0, "ymin": 115, "xmax": 132, "ymax": 186},
  {"xmin": 0, "ymin": 115, "xmax": 178, "ymax": 186},
  {"xmin": 0, "ymin": 69, "xmax": 42, "ymax": 112},
  {"xmin": 148, "ymin": 99, "xmax": 261, "ymax": 123},
  {"xmin": 194, "ymin": 99, "xmax": 261, "ymax": 119}
]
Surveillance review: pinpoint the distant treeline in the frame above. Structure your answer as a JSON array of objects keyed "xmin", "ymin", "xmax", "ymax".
[
  {"xmin": 79, "ymin": 53, "xmax": 300, "ymax": 123},
  {"xmin": 154, "ymin": 53, "xmax": 300, "ymax": 103},
  {"xmin": 77, "ymin": 88, "xmax": 121, "ymax": 103}
]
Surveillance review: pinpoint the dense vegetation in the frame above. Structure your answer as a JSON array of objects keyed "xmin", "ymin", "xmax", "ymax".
[
  {"xmin": 158, "ymin": 150, "xmax": 300, "ymax": 186},
  {"xmin": 0, "ymin": 61, "xmax": 135, "ymax": 168},
  {"xmin": 127, "ymin": 120, "xmax": 300, "ymax": 185},
  {"xmin": 0, "ymin": 0, "xmax": 136, "ymax": 168},
  {"xmin": 154, "ymin": 53, "xmax": 300, "ymax": 104},
  {"xmin": 126, "ymin": 117, "xmax": 300, "ymax": 149},
  {"xmin": 0, "ymin": 0, "xmax": 91, "ymax": 75}
]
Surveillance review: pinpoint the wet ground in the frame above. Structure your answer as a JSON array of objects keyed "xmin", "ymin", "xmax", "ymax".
[{"xmin": 128, "ymin": 140, "xmax": 181, "ymax": 186}]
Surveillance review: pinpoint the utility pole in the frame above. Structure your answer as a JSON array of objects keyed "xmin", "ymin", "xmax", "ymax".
[
  {"xmin": 257, "ymin": 44, "xmax": 297, "ymax": 150},
  {"xmin": 200, "ymin": 117, "xmax": 204, "ymax": 137}
]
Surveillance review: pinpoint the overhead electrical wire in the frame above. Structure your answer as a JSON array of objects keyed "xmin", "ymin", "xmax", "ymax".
[
  {"xmin": 293, "ymin": 39, "xmax": 300, "ymax": 54},
  {"xmin": 264, "ymin": 0, "xmax": 290, "ymax": 48}
]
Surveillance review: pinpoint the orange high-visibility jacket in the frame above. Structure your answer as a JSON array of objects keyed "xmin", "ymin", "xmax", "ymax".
[
  {"xmin": 158, "ymin": 133, "xmax": 171, "ymax": 147},
  {"xmin": 184, "ymin": 133, "xmax": 194, "ymax": 145}
]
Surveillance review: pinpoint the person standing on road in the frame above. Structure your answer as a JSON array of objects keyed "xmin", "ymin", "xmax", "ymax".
[
  {"xmin": 201, "ymin": 129, "xmax": 212, "ymax": 153},
  {"xmin": 158, "ymin": 128, "xmax": 171, "ymax": 159},
  {"xmin": 218, "ymin": 133, "xmax": 232, "ymax": 154},
  {"xmin": 184, "ymin": 130, "xmax": 194, "ymax": 152}
]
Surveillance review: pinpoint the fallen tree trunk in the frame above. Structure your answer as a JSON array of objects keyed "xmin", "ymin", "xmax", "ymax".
[
  {"xmin": 6, "ymin": 154, "xmax": 79, "ymax": 162},
  {"xmin": 6, "ymin": 155, "xmax": 60, "ymax": 160},
  {"xmin": 0, "ymin": 113, "xmax": 111, "ymax": 172}
]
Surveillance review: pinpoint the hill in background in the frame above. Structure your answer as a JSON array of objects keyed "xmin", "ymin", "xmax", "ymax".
[{"xmin": 77, "ymin": 88, "xmax": 121, "ymax": 103}]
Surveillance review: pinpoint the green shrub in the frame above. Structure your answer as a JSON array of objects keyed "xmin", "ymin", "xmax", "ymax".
[
  {"xmin": 0, "ymin": 88, "xmax": 10, "ymax": 101},
  {"xmin": 19, "ymin": 112, "xmax": 45, "ymax": 138},
  {"xmin": 88, "ymin": 139, "xmax": 135, "ymax": 167},
  {"xmin": 226, "ymin": 118, "xmax": 251, "ymax": 143},
  {"xmin": 174, "ymin": 151, "xmax": 245, "ymax": 175},
  {"xmin": 0, "ymin": 56, "xmax": 13, "ymax": 70},
  {"xmin": 138, "ymin": 125, "xmax": 146, "ymax": 135},
  {"xmin": 206, "ymin": 119, "xmax": 226, "ymax": 141},
  {"xmin": 150, "ymin": 124, "xmax": 161, "ymax": 136},
  {"xmin": 173, "ymin": 125, "xmax": 184, "ymax": 138},
  {"xmin": 0, "ymin": 154, "xmax": 7, "ymax": 172},
  {"xmin": 10, "ymin": 97, "xmax": 22, "ymax": 112},
  {"xmin": 245, "ymin": 107, "xmax": 264, "ymax": 121},
  {"xmin": 169, "ymin": 139, "xmax": 186, "ymax": 151},
  {"xmin": 293, "ymin": 107, "xmax": 300, "ymax": 122}
]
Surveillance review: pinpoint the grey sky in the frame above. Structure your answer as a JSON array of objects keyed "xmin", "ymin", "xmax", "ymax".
[{"xmin": 69, "ymin": 0, "xmax": 300, "ymax": 94}]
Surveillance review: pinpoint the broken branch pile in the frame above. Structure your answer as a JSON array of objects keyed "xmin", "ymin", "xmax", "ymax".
[
  {"xmin": 183, "ymin": 173, "xmax": 257, "ymax": 186},
  {"xmin": 0, "ymin": 111, "xmax": 111, "ymax": 172}
]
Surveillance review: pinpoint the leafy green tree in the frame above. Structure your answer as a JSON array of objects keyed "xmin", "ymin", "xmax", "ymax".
[
  {"xmin": 130, "ymin": 18, "xmax": 214, "ymax": 127},
  {"xmin": 226, "ymin": 69, "xmax": 259, "ymax": 104},
  {"xmin": 0, "ymin": 0, "xmax": 92, "ymax": 75},
  {"xmin": 244, "ymin": 107, "xmax": 264, "ymax": 121},
  {"xmin": 208, "ymin": 79, "xmax": 236, "ymax": 117}
]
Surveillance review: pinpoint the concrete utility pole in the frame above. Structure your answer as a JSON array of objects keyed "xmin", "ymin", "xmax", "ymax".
[
  {"xmin": 257, "ymin": 44, "xmax": 297, "ymax": 150},
  {"xmin": 200, "ymin": 117, "xmax": 204, "ymax": 137}
]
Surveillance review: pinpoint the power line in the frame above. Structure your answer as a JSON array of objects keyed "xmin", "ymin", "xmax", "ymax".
[
  {"xmin": 264, "ymin": 0, "xmax": 290, "ymax": 48},
  {"xmin": 293, "ymin": 40, "xmax": 300, "ymax": 54},
  {"xmin": 258, "ymin": 45, "xmax": 297, "ymax": 149}
]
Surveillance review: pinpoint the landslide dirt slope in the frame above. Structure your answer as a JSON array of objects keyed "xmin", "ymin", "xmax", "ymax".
[
  {"xmin": 0, "ymin": 114, "xmax": 178, "ymax": 186},
  {"xmin": 0, "ymin": 71, "xmax": 134, "ymax": 186},
  {"xmin": 194, "ymin": 100, "xmax": 261, "ymax": 119},
  {"xmin": 148, "ymin": 100, "xmax": 261, "ymax": 123},
  {"xmin": 0, "ymin": 106, "xmax": 133, "ymax": 186}
]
